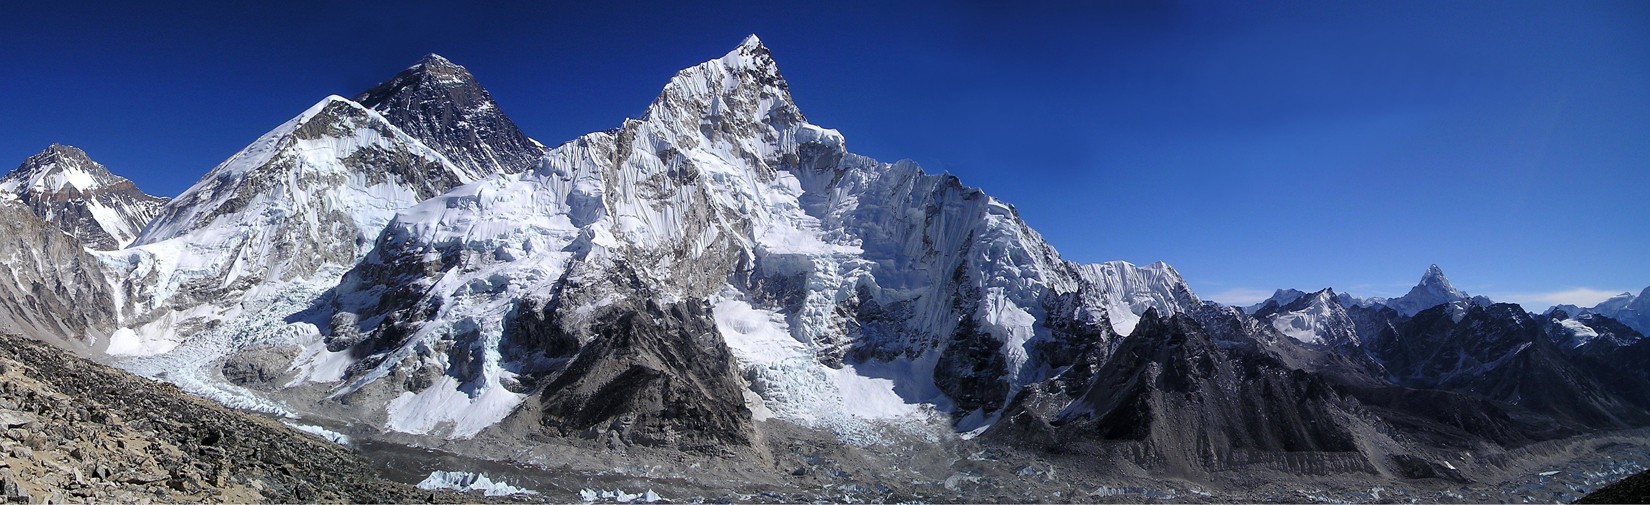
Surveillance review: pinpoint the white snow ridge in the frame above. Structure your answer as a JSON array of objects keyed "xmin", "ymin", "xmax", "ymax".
[{"xmin": 416, "ymin": 471, "xmax": 537, "ymax": 496}]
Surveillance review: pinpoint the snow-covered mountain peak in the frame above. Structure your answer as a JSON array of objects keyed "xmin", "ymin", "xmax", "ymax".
[
  {"xmin": 1250, "ymin": 287, "xmax": 1362, "ymax": 347},
  {"xmin": 648, "ymin": 35, "xmax": 797, "ymax": 128},
  {"xmin": 352, "ymin": 54, "xmax": 544, "ymax": 175},
  {"xmin": 721, "ymin": 34, "xmax": 776, "ymax": 71},
  {"xmin": 1384, "ymin": 264, "xmax": 1473, "ymax": 316},
  {"xmin": 1418, "ymin": 264, "xmax": 1457, "ymax": 292},
  {"xmin": 136, "ymin": 93, "xmax": 478, "ymax": 246},
  {"xmin": 1544, "ymin": 286, "xmax": 1650, "ymax": 338},
  {"xmin": 2, "ymin": 144, "xmax": 168, "ymax": 249},
  {"xmin": 3, "ymin": 144, "xmax": 122, "ymax": 194}
]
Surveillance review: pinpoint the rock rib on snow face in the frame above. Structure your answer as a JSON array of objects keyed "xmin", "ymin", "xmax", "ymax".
[
  {"xmin": 0, "ymin": 144, "xmax": 168, "ymax": 250},
  {"xmin": 354, "ymin": 54, "xmax": 546, "ymax": 176}
]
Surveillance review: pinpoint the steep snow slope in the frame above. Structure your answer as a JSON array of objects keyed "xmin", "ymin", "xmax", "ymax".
[
  {"xmin": 1, "ymin": 144, "xmax": 168, "ymax": 249},
  {"xmin": 1073, "ymin": 261, "xmax": 1201, "ymax": 336},
  {"xmin": 97, "ymin": 95, "xmax": 478, "ymax": 358}
]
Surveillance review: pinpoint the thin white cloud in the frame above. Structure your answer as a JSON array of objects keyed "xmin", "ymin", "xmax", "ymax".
[
  {"xmin": 1483, "ymin": 287, "xmax": 1631, "ymax": 310},
  {"xmin": 1204, "ymin": 288, "xmax": 1274, "ymax": 306}
]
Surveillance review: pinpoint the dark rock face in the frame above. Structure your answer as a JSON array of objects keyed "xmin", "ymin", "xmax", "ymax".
[
  {"xmin": 534, "ymin": 299, "xmax": 753, "ymax": 453},
  {"xmin": 1, "ymin": 144, "xmax": 168, "ymax": 250},
  {"xmin": 1368, "ymin": 303, "xmax": 1650, "ymax": 430},
  {"xmin": 989, "ymin": 311, "xmax": 1374, "ymax": 476},
  {"xmin": 1581, "ymin": 468, "xmax": 1650, "ymax": 504},
  {"xmin": 0, "ymin": 200, "xmax": 118, "ymax": 351},
  {"xmin": 934, "ymin": 316, "xmax": 1010, "ymax": 420},
  {"xmin": 0, "ymin": 333, "xmax": 456, "ymax": 503},
  {"xmin": 1345, "ymin": 303, "xmax": 1400, "ymax": 350},
  {"xmin": 1568, "ymin": 325, "xmax": 1650, "ymax": 415},
  {"xmin": 354, "ymin": 54, "xmax": 545, "ymax": 176},
  {"xmin": 1068, "ymin": 312, "xmax": 1362, "ymax": 452}
]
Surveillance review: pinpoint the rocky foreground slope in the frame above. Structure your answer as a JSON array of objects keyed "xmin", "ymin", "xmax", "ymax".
[{"xmin": 0, "ymin": 333, "xmax": 456, "ymax": 503}]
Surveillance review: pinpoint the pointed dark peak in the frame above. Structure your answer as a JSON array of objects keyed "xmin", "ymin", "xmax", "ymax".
[
  {"xmin": 350, "ymin": 54, "xmax": 543, "ymax": 175},
  {"xmin": 39, "ymin": 143, "xmax": 91, "ymax": 161},
  {"xmin": 18, "ymin": 143, "xmax": 95, "ymax": 171},
  {"xmin": 727, "ymin": 34, "xmax": 777, "ymax": 68},
  {"xmin": 1296, "ymin": 288, "xmax": 1343, "ymax": 308},
  {"xmin": 1246, "ymin": 288, "xmax": 1305, "ymax": 315},
  {"xmin": 406, "ymin": 53, "xmax": 473, "ymax": 83},
  {"xmin": 417, "ymin": 52, "xmax": 458, "ymax": 68},
  {"xmin": 354, "ymin": 55, "xmax": 480, "ymax": 109}
]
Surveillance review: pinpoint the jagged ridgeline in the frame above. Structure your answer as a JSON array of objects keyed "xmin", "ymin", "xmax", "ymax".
[{"xmin": 1, "ymin": 35, "xmax": 1648, "ymax": 502}]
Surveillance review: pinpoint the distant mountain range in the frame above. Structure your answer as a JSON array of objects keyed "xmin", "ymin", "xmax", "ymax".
[{"xmin": 1, "ymin": 35, "xmax": 1645, "ymax": 502}]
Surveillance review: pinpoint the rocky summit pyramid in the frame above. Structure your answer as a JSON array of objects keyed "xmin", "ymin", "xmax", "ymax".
[{"xmin": 354, "ymin": 53, "xmax": 546, "ymax": 176}]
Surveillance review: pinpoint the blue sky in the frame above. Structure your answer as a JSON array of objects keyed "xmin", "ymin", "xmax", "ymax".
[{"xmin": 3, "ymin": 1, "xmax": 1647, "ymax": 309}]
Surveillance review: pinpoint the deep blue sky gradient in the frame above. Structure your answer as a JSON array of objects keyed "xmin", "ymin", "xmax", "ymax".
[{"xmin": 3, "ymin": 1, "xmax": 1647, "ymax": 308}]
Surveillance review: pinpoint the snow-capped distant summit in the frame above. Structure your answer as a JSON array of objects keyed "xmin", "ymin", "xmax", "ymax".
[
  {"xmin": 2, "ymin": 144, "xmax": 112, "ymax": 194},
  {"xmin": 1252, "ymin": 288, "xmax": 1361, "ymax": 346},
  {"xmin": 353, "ymin": 53, "xmax": 545, "ymax": 176},
  {"xmin": 1, "ymin": 144, "xmax": 167, "ymax": 249},
  {"xmin": 1551, "ymin": 285, "xmax": 1650, "ymax": 337},
  {"xmin": 1383, "ymin": 264, "xmax": 1483, "ymax": 316}
]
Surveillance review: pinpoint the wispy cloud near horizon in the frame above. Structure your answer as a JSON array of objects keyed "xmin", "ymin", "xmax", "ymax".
[
  {"xmin": 1482, "ymin": 287, "xmax": 1632, "ymax": 311},
  {"xmin": 1205, "ymin": 288, "xmax": 1275, "ymax": 306}
]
